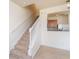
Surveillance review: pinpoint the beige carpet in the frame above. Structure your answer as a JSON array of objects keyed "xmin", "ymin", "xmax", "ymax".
[
  {"xmin": 9, "ymin": 31, "xmax": 32, "ymax": 59},
  {"xmin": 34, "ymin": 46, "xmax": 70, "ymax": 59},
  {"xmin": 10, "ymin": 31, "xmax": 70, "ymax": 59}
]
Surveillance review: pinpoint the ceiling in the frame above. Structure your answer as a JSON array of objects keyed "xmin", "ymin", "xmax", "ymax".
[
  {"xmin": 12, "ymin": 0, "xmax": 67, "ymax": 9},
  {"xmin": 48, "ymin": 11, "xmax": 69, "ymax": 17}
]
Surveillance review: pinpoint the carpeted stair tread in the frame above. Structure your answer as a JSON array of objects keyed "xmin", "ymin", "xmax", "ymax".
[
  {"xmin": 10, "ymin": 49, "xmax": 27, "ymax": 57},
  {"xmin": 10, "ymin": 31, "xmax": 31, "ymax": 59}
]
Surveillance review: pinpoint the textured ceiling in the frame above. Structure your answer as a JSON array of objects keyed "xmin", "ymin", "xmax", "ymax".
[
  {"xmin": 12, "ymin": 0, "xmax": 67, "ymax": 9},
  {"xmin": 48, "ymin": 11, "xmax": 69, "ymax": 16}
]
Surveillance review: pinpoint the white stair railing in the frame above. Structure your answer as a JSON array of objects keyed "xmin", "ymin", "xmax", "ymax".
[{"xmin": 28, "ymin": 16, "xmax": 41, "ymax": 58}]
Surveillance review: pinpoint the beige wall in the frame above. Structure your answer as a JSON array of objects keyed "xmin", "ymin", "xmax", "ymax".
[
  {"xmin": 41, "ymin": 31, "xmax": 70, "ymax": 51},
  {"xmin": 40, "ymin": 4, "xmax": 69, "ymax": 51},
  {"xmin": 9, "ymin": 1, "xmax": 34, "ymax": 51},
  {"xmin": 57, "ymin": 14, "xmax": 69, "ymax": 24},
  {"xmin": 26, "ymin": 4, "xmax": 39, "ymax": 21}
]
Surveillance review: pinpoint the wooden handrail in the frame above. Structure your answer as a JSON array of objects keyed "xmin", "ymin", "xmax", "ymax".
[{"xmin": 29, "ymin": 16, "xmax": 39, "ymax": 32}]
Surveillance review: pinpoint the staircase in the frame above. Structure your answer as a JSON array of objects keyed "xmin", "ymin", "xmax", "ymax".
[
  {"xmin": 9, "ymin": 31, "xmax": 32, "ymax": 59},
  {"xmin": 9, "ymin": 15, "xmax": 41, "ymax": 59}
]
